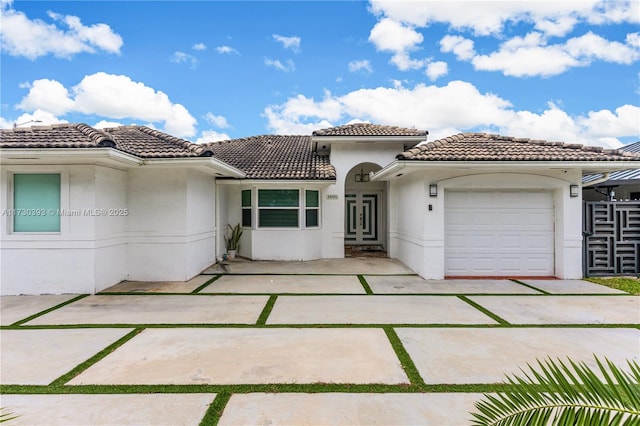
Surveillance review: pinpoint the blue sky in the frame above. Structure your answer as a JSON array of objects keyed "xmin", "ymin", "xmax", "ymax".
[{"xmin": 1, "ymin": 0, "xmax": 638, "ymax": 148}]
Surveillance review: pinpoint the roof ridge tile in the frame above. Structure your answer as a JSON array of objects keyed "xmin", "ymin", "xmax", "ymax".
[
  {"xmin": 131, "ymin": 125, "xmax": 213, "ymax": 157},
  {"xmin": 75, "ymin": 123, "xmax": 116, "ymax": 147},
  {"xmin": 397, "ymin": 132, "xmax": 640, "ymax": 162}
]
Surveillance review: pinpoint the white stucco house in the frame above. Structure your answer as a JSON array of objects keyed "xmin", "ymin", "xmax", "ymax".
[{"xmin": 1, "ymin": 123, "xmax": 638, "ymax": 295}]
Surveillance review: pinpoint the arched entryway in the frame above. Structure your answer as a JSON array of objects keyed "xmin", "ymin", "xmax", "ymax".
[{"xmin": 344, "ymin": 163, "xmax": 386, "ymax": 257}]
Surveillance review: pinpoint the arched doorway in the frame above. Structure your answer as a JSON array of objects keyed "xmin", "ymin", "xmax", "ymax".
[{"xmin": 344, "ymin": 163, "xmax": 386, "ymax": 256}]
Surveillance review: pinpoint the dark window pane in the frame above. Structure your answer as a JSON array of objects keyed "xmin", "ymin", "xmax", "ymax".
[
  {"xmin": 306, "ymin": 209, "xmax": 318, "ymax": 227},
  {"xmin": 241, "ymin": 190, "xmax": 251, "ymax": 207},
  {"xmin": 242, "ymin": 208, "xmax": 251, "ymax": 227},
  {"xmin": 305, "ymin": 190, "xmax": 319, "ymax": 208},
  {"xmin": 259, "ymin": 209, "xmax": 298, "ymax": 227},
  {"xmin": 258, "ymin": 190, "xmax": 299, "ymax": 207}
]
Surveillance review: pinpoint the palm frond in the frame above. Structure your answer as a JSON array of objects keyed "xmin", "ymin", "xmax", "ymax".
[
  {"xmin": 0, "ymin": 407, "xmax": 19, "ymax": 423},
  {"xmin": 471, "ymin": 356, "xmax": 640, "ymax": 426}
]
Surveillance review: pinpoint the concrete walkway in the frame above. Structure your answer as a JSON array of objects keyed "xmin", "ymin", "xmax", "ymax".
[{"xmin": 1, "ymin": 258, "xmax": 638, "ymax": 425}]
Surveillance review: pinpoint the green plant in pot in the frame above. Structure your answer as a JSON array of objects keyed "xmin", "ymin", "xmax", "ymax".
[{"xmin": 224, "ymin": 223, "xmax": 243, "ymax": 259}]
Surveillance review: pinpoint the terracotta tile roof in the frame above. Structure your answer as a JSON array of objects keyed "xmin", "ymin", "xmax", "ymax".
[
  {"xmin": 312, "ymin": 123, "xmax": 428, "ymax": 137},
  {"xmin": 0, "ymin": 123, "xmax": 116, "ymax": 149},
  {"xmin": 104, "ymin": 126, "xmax": 212, "ymax": 158},
  {"xmin": 0, "ymin": 123, "xmax": 213, "ymax": 158},
  {"xmin": 397, "ymin": 133, "xmax": 640, "ymax": 162},
  {"xmin": 207, "ymin": 135, "xmax": 336, "ymax": 180}
]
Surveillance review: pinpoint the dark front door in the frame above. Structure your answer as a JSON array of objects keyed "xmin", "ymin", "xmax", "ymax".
[{"xmin": 345, "ymin": 191, "xmax": 380, "ymax": 244}]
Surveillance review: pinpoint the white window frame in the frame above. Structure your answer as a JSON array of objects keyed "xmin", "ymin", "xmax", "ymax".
[
  {"xmin": 249, "ymin": 187, "xmax": 322, "ymax": 230},
  {"xmin": 3, "ymin": 167, "xmax": 69, "ymax": 238},
  {"xmin": 304, "ymin": 189, "xmax": 320, "ymax": 229}
]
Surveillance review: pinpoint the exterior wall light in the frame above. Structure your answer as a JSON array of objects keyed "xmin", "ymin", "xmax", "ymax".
[
  {"xmin": 429, "ymin": 184, "xmax": 438, "ymax": 197},
  {"xmin": 570, "ymin": 184, "xmax": 579, "ymax": 197},
  {"xmin": 354, "ymin": 168, "xmax": 370, "ymax": 182}
]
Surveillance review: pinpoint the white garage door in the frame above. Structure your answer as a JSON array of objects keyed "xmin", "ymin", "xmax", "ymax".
[{"xmin": 445, "ymin": 190, "xmax": 555, "ymax": 276}]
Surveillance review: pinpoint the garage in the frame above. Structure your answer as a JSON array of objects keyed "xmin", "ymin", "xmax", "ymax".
[{"xmin": 444, "ymin": 190, "xmax": 555, "ymax": 276}]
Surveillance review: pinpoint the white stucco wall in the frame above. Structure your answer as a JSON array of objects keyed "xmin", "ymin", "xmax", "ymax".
[
  {"xmin": 127, "ymin": 168, "xmax": 217, "ymax": 281},
  {"xmin": 324, "ymin": 143, "xmax": 405, "ymax": 257},
  {"xmin": 0, "ymin": 165, "xmax": 129, "ymax": 295},
  {"xmin": 388, "ymin": 168, "xmax": 583, "ymax": 279},
  {"xmin": 222, "ymin": 183, "xmax": 327, "ymax": 261},
  {"xmin": 1, "ymin": 164, "xmax": 218, "ymax": 295},
  {"xmin": 217, "ymin": 142, "xmax": 404, "ymax": 262},
  {"xmin": 93, "ymin": 166, "xmax": 128, "ymax": 292},
  {"xmin": 186, "ymin": 170, "xmax": 217, "ymax": 277}
]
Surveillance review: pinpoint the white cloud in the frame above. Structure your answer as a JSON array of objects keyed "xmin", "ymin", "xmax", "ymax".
[
  {"xmin": 17, "ymin": 78, "xmax": 74, "ymax": 115},
  {"xmin": 369, "ymin": 1, "xmax": 640, "ymax": 77},
  {"xmin": 93, "ymin": 120, "xmax": 124, "ymax": 129},
  {"xmin": 439, "ymin": 35, "xmax": 475, "ymax": 60},
  {"xmin": 471, "ymin": 31, "xmax": 640, "ymax": 77},
  {"xmin": 216, "ymin": 45, "xmax": 239, "ymax": 55},
  {"xmin": 192, "ymin": 42, "xmax": 207, "ymax": 51},
  {"xmin": 263, "ymin": 106, "xmax": 333, "ymax": 135},
  {"xmin": 425, "ymin": 61, "xmax": 448, "ymax": 81},
  {"xmin": 0, "ymin": 2, "xmax": 122, "ymax": 59},
  {"xmin": 564, "ymin": 31, "xmax": 639, "ymax": 63},
  {"xmin": 204, "ymin": 112, "xmax": 229, "ymax": 128},
  {"xmin": 272, "ymin": 34, "xmax": 301, "ymax": 52},
  {"xmin": 194, "ymin": 130, "xmax": 230, "ymax": 144},
  {"xmin": 348, "ymin": 60, "xmax": 373, "ymax": 73},
  {"xmin": 369, "ymin": 18, "xmax": 426, "ymax": 71},
  {"xmin": 389, "ymin": 52, "xmax": 425, "ymax": 71},
  {"xmin": 369, "ymin": 18, "xmax": 423, "ymax": 52},
  {"xmin": 264, "ymin": 58, "xmax": 295, "ymax": 72},
  {"xmin": 6, "ymin": 110, "xmax": 68, "ymax": 128},
  {"xmin": 369, "ymin": 0, "xmax": 639, "ymax": 37},
  {"xmin": 171, "ymin": 51, "xmax": 198, "ymax": 68},
  {"xmin": 576, "ymin": 104, "xmax": 640, "ymax": 138},
  {"xmin": 263, "ymin": 81, "xmax": 638, "ymax": 148},
  {"xmin": 16, "ymin": 72, "xmax": 197, "ymax": 137},
  {"xmin": 0, "ymin": 116, "xmax": 14, "ymax": 129}
]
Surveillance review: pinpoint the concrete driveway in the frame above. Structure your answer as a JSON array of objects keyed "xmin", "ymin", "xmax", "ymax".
[{"xmin": 1, "ymin": 258, "xmax": 639, "ymax": 425}]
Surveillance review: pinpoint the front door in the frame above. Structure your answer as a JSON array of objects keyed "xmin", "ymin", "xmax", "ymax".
[{"xmin": 345, "ymin": 191, "xmax": 381, "ymax": 244}]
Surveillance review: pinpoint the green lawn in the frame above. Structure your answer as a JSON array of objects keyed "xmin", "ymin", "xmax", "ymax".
[{"xmin": 586, "ymin": 277, "xmax": 640, "ymax": 295}]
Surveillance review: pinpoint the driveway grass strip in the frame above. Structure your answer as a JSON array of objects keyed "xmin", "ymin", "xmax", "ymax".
[
  {"xmin": 457, "ymin": 296, "xmax": 510, "ymax": 325},
  {"xmin": 256, "ymin": 295, "xmax": 278, "ymax": 325},
  {"xmin": 0, "ymin": 382, "xmax": 521, "ymax": 395},
  {"xmin": 509, "ymin": 279, "xmax": 551, "ymax": 294},
  {"xmin": 357, "ymin": 275, "xmax": 374, "ymax": 294},
  {"xmin": 383, "ymin": 327, "xmax": 426, "ymax": 387},
  {"xmin": 5, "ymin": 322, "xmax": 638, "ymax": 330},
  {"xmin": 10, "ymin": 294, "xmax": 89, "ymax": 326},
  {"xmin": 202, "ymin": 273, "xmax": 418, "ymax": 276},
  {"xmin": 87, "ymin": 291, "xmax": 610, "ymax": 297},
  {"xmin": 191, "ymin": 275, "xmax": 221, "ymax": 294},
  {"xmin": 200, "ymin": 392, "xmax": 230, "ymax": 426},
  {"xmin": 48, "ymin": 328, "xmax": 145, "ymax": 387}
]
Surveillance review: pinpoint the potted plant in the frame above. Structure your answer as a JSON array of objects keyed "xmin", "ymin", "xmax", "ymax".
[{"xmin": 224, "ymin": 223, "xmax": 243, "ymax": 259}]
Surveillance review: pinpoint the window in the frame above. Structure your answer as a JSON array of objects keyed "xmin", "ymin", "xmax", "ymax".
[
  {"xmin": 13, "ymin": 173, "xmax": 61, "ymax": 232},
  {"xmin": 258, "ymin": 189, "xmax": 299, "ymax": 227},
  {"xmin": 305, "ymin": 190, "xmax": 319, "ymax": 227},
  {"xmin": 241, "ymin": 189, "xmax": 251, "ymax": 227}
]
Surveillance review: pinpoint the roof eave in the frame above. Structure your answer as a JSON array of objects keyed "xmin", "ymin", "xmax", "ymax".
[
  {"xmin": 216, "ymin": 178, "xmax": 336, "ymax": 186},
  {"xmin": 371, "ymin": 160, "xmax": 640, "ymax": 181},
  {"xmin": 0, "ymin": 147, "xmax": 142, "ymax": 167},
  {"xmin": 310, "ymin": 135, "xmax": 428, "ymax": 144},
  {"xmin": 142, "ymin": 157, "xmax": 246, "ymax": 178}
]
